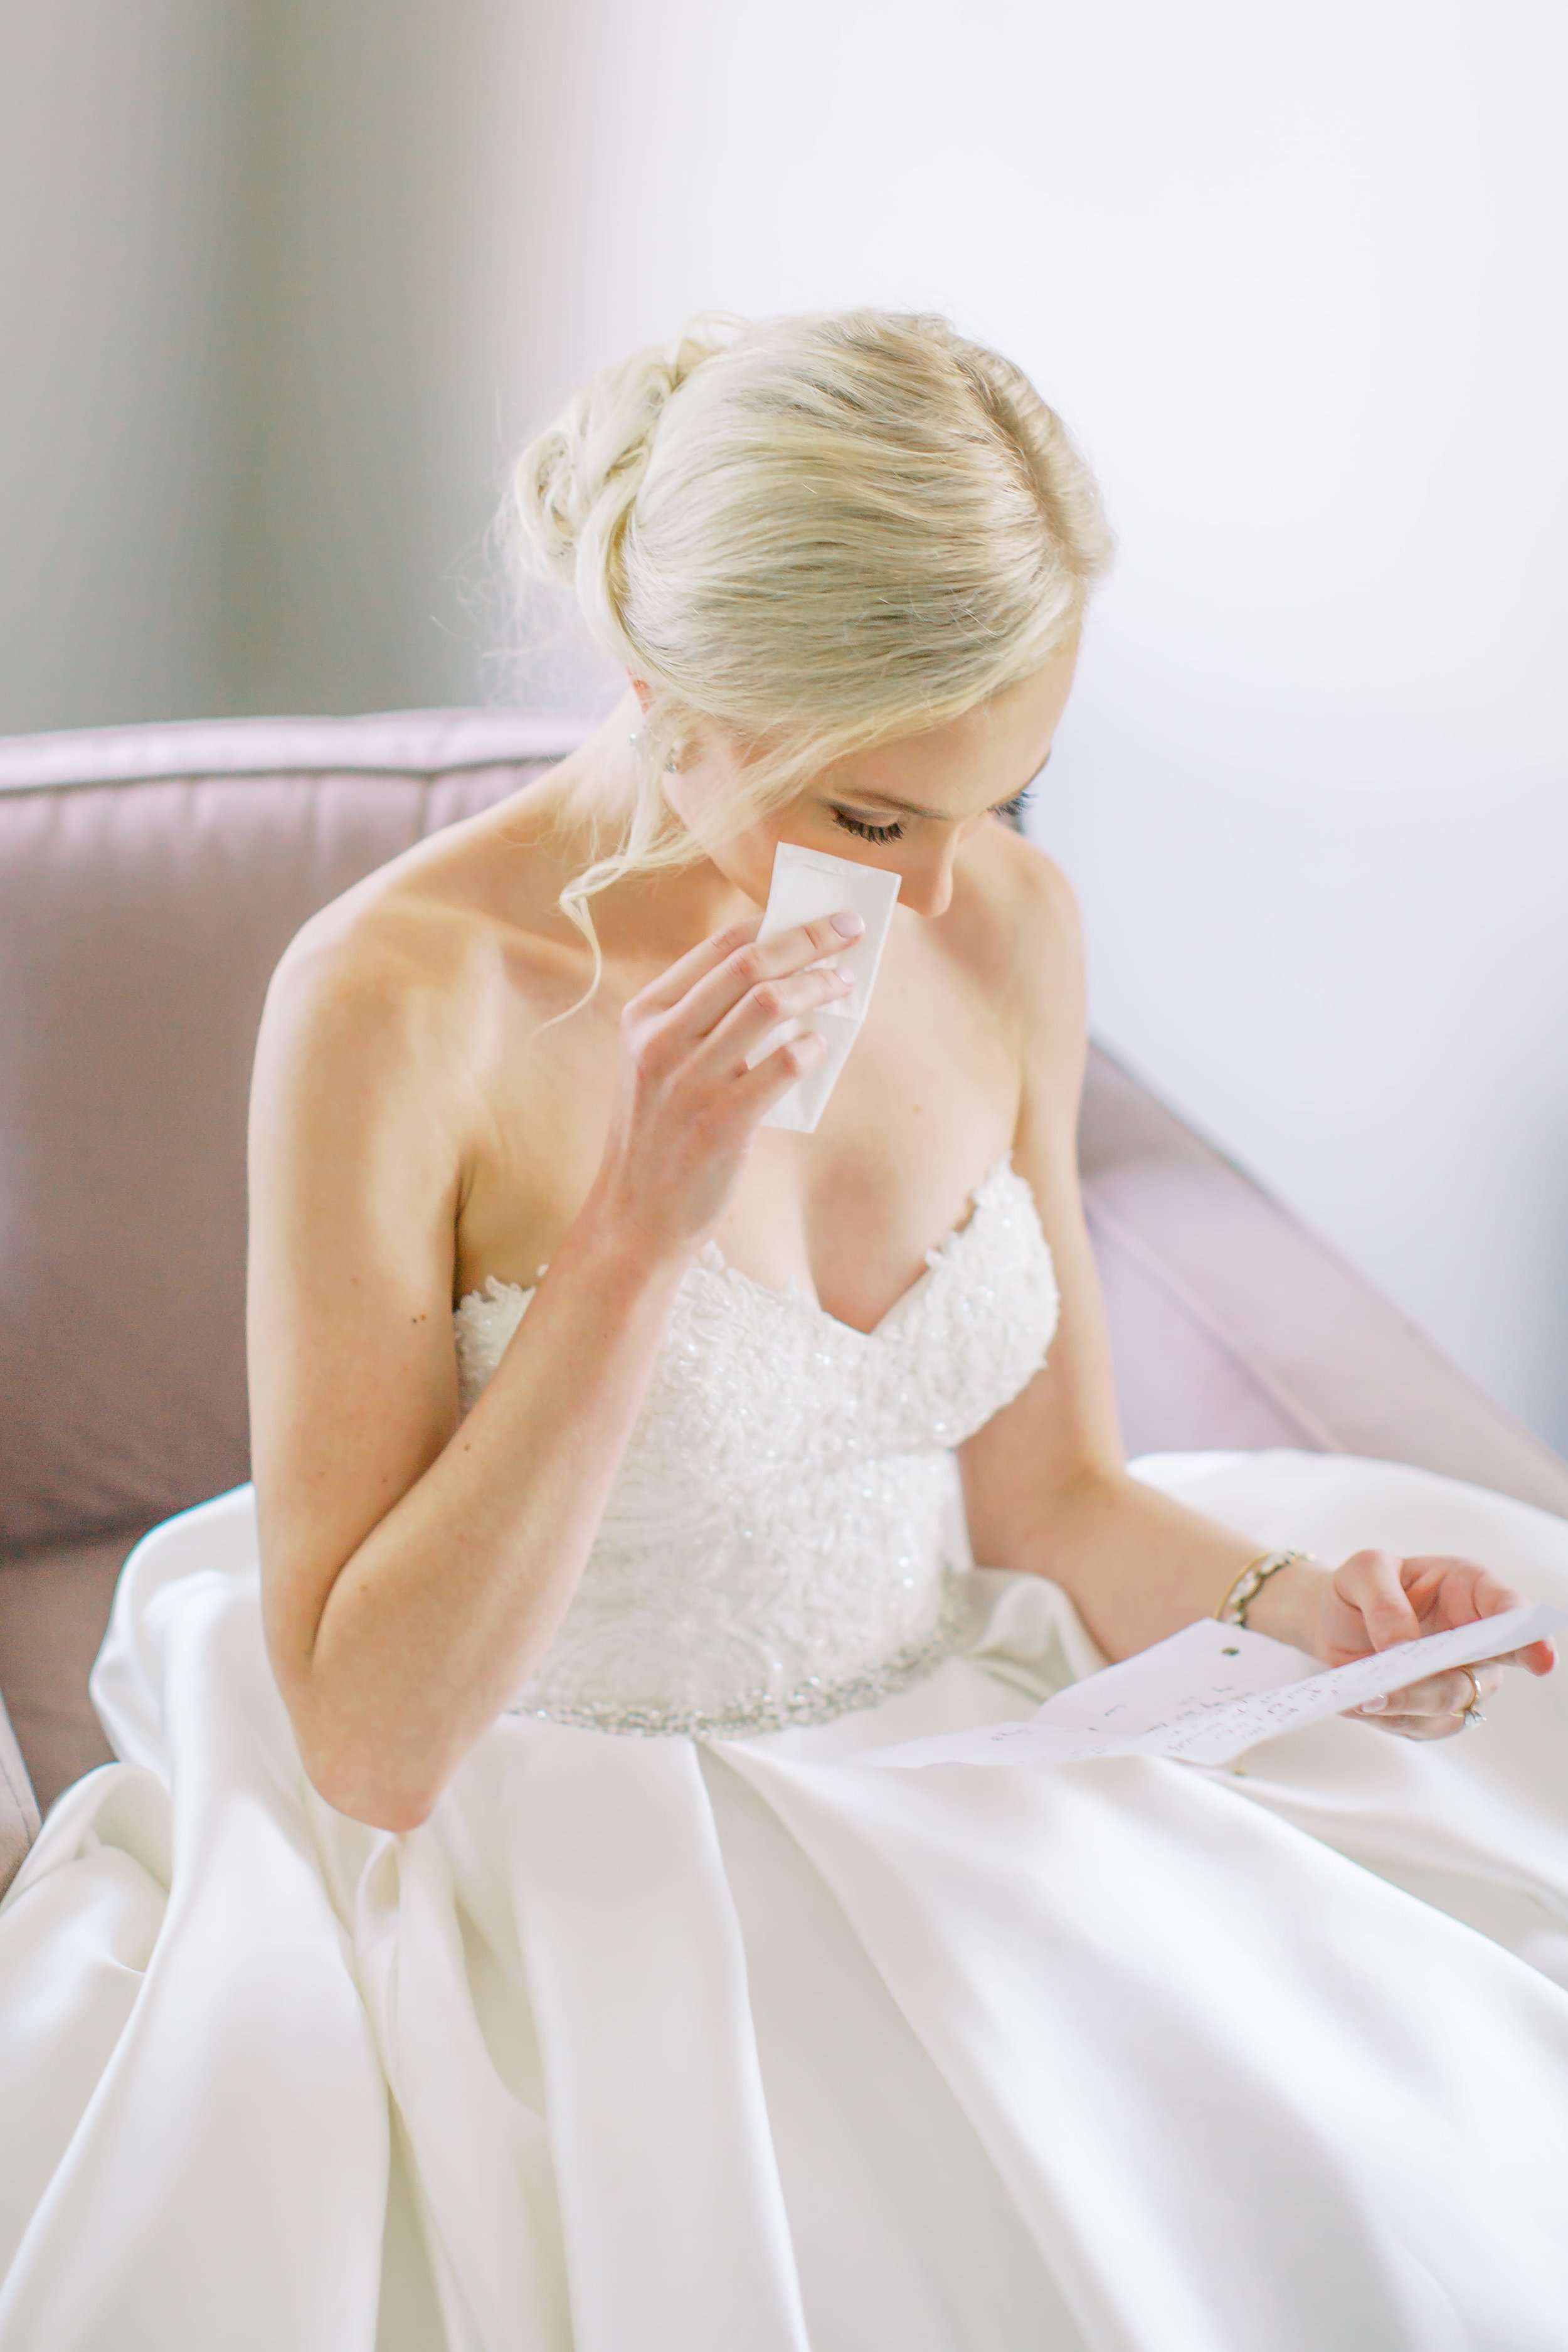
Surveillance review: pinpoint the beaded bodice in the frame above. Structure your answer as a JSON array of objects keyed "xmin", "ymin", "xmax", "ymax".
[{"xmin": 452, "ymin": 1157, "xmax": 1059, "ymax": 1738}]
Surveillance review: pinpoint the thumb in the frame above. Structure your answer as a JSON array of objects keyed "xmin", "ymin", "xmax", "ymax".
[{"xmin": 1342, "ymin": 1549, "xmax": 1422, "ymax": 1651}]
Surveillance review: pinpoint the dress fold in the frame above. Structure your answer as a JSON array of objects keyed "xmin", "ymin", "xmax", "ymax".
[
  {"xmin": 501, "ymin": 1725, "xmax": 812, "ymax": 2352},
  {"xmin": 0, "ymin": 1565, "xmax": 389, "ymax": 2352}
]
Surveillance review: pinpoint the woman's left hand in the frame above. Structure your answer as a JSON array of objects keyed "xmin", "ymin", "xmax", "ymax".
[{"xmin": 1275, "ymin": 1551, "xmax": 1557, "ymax": 1739}]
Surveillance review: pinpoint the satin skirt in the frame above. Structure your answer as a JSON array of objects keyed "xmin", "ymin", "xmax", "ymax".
[{"xmin": 3, "ymin": 1449, "xmax": 1568, "ymax": 2352}]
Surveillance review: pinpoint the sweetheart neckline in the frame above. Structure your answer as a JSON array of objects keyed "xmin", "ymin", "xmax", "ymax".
[{"xmin": 455, "ymin": 1152, "xmax": 1027, "ymax": 1347}]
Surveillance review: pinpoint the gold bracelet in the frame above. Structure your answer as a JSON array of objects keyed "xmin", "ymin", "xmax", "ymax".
[{"xmin": 1215, "ymin": 1549, "xmax": 1311, "ymax": 1628}]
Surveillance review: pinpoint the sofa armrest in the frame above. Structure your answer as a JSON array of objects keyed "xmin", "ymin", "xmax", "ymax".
[
  {"xmin": 1079, "ymin": 1044, "xmax": 1568, "ymax": 1519},
  {"xmin": 0, "ymin": 1692, "xmax": 40, "ymax": 1897}
]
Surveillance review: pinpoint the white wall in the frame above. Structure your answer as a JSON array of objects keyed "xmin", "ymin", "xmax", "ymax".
[
  {"xmin": 0, "ymin": 0, "xmax": 521, "ymax": 728},
  {"xmin": 225, "ymin": 0, "xmax": 521, "ymax": 716},
  {"xmin": 470, "ymin": 0, "xmax": 1568, "ymax": 1449},
  {"xmin": 0, "ymin": 1, "xmax": 257, "ymax": 732}
]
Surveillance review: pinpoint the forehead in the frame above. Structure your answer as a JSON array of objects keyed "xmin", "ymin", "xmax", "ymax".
[{"xmin": 817, "ymin": 645, "xmax": 1078, "ymax": 817}]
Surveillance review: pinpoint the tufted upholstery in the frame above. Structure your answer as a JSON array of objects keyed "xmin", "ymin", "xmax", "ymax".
[{"xmin": 2, "ymin": 707, "xmax": 1566, "ymax": 1876}]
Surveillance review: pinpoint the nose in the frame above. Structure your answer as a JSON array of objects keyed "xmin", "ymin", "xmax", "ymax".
[{"xmin": 895, "ymin": 834, "xmax": 964, "ymax": 918}]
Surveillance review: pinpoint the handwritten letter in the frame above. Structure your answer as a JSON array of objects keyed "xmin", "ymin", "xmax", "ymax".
[{"xmin": 856, "ymin": 1604, "xmax": 1567, "ymax": 1771}]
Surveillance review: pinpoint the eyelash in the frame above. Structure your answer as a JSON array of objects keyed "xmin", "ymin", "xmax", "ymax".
[
  {"xmin": 832, "ymin": 809, "xmax": 904, "ymax": 843},
  {"xmin": 829, "ymin": 780, "xmax": 1038, "ymax": 845}
]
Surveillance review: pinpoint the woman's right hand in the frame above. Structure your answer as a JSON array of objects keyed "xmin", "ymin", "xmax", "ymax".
[{"xmin": 589, "ymin": 910, "xmax": 865, "ymax": 1263}]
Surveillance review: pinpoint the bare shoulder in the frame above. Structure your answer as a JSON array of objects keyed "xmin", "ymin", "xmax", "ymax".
[
  {"xmin": 255, "ymin": 800, "xmax": 575, "ymax": 1133},
  {"xmin": 255, "ymin": 877, "xmax": 486, "ymax": 1157}
]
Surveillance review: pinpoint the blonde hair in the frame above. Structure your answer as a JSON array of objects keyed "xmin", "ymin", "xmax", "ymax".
[{"xmin": 508, "ymin": 309, "xmax": 1111, "ymax": 992}]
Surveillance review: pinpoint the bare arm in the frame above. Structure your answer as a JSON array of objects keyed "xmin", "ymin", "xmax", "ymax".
[
  {"xmin": 956, "ymin": 849, "xmax": 1555, "ymax": 1723},
  {"xmin": 957, "ymin": 853, "xmax": 1268, "ymax": 1657},
  {"xmin": 250, "ymin": 904, "xmax": 860, "ymax": 1829}
]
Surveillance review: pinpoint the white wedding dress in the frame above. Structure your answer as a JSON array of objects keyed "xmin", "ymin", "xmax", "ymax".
[{"xmin": 4, "ymin": 1155, "xmax": 1568, "ymax": 2352}]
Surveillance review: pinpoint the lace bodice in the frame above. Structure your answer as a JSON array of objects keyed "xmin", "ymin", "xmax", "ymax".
[{"xmin": 452, "ymin": 1156, "xmax": 1059, "ymax": 1737}]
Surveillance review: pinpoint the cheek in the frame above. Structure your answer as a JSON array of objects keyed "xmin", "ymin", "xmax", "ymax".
[
  {"xmin": 697, "ymin": 805, "xmax": 788, "ymax": 907},
  {"xmin": 667, "ymin": 767, "xmax": 779, "ymax": 891},
  {"xmin": 730, "ymin": 823, "xmax": 788, "ymax": 904}
]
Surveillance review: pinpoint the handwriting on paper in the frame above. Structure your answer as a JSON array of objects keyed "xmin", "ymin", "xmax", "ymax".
[{"xmin": 856, "ymin": 1603, "xmax": 1567, "ymax": 1771}]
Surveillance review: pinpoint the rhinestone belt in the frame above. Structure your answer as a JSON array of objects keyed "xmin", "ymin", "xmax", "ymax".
[{"xmin": 510, "ymin": 1596, "xmax": 966, "ymax": 1742}]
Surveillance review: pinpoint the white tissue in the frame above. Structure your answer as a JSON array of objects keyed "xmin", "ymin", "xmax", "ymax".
[{"xmin": 746, "ymin": 843, "xmax": 901, "ymax": 1133}]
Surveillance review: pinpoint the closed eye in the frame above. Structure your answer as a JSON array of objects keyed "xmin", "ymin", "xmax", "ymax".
[
  {"xmin": 831, "ymin": 808, "xmax": 905, "ymax": 843},
  {"xmin": 829, "ymin": 754, "xmax": 1049, "ymax": 842}
]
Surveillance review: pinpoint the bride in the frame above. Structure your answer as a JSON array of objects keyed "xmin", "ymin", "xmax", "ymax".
[{"xmin": 3, "ymin": 310, "xmax": 1568, "ymax": 2352}]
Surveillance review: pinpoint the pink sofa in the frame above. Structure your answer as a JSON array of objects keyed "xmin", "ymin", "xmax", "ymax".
[{"xmin": 4, "ymin": 708, "xmax": 1567, "ymax": 1892}]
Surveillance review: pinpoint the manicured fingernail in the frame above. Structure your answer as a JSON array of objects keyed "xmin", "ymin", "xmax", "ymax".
[
  {"xmin": 830, "ymin": 911, "xmax": 864, "ymax": 937},
  {"xmin": 1360, "ymin": 1695, "xmax": 1387, "ymax": 1712},
  {"xmin": 834, "ymin": 967, "xmax": 856, "ymax": 985}
]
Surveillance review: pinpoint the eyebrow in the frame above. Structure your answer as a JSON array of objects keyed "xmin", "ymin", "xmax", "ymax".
[{"xmin": 830, "ymin": 751, "xmax": 1052, "ymax": 822}]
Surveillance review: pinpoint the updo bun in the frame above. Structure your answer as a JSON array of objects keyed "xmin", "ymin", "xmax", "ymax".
[
  {"xmin": 507, "ymin": 309, "xmax": 1112, "ymax": 997},
  {"xmin": 512, "ymin": 319, "xmax": 729, "ymax": 657}
]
